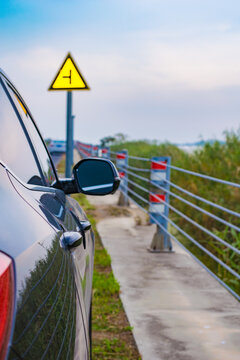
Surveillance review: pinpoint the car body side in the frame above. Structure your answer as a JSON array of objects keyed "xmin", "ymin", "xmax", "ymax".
[{"xmin": 0, "ymin": 70, "xmax": 93, "ymax": 359}]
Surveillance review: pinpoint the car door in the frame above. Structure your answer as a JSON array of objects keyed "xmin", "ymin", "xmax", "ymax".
[
  {"xmin": 4, "ymin": 76, "xmax": 94, "ymax": 324},
  {"xmin": 6, "ymin": 77, "xmax": 94, "ymax": 321},
  {"xmin": 0, "ymin": 73, "xmax": 90, "ymax": 359}
]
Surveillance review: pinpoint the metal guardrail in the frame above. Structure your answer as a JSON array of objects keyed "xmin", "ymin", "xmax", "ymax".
[
  {"xmin": 76, "ymin": 142, "xmax": 110, "ymax": 159},
  {"xmin": 75, "ymin": 141, "xmax": 240, "ymax": 301}
]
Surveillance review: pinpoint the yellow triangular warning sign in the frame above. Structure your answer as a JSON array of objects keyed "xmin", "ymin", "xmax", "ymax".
[{"xmin": 48, "ymin": 53, "xmax": 90, "ymax": 91}]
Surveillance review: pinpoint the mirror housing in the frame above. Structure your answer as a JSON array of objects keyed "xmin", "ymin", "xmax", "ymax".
[{"xmin": 73, "ymin": 158, "xmax": 120, "ymax": 195}]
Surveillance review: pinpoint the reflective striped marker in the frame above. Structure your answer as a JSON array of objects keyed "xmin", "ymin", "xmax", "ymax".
[
  {"xmin": 93, "ymin": 146, "xmax": 99, "ymax": 157},
  {"xmin": 151, "ymin": 160, "xmax": 167, "ymax": 181},
  {"xmin": 151, "ymin": 160, "xmax": 167, "ymax": 170},
  {"xmin": 101, "ymin": 147, "xmax": 110, "ymax": 159},
  {"xmin": 116, "ymin": 150, "xmax": 129, "ymax": 206},
  {"xmin": 116, "ymin": 153, "xmax": 126, "ymax": 167},
  {"xmin": 149, "ymin": 194, "xmax": 165, "ymax": 214}
]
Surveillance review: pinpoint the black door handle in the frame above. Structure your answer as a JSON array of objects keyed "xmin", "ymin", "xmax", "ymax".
[
  {"xmin": 69, "ymin": 210, "xmax": 92, "ymax": 250},
  {"xmin": 78, "ymin": 220, "xmax": 91, "ymax": 249},
  {"xmin": 79, "ymin": 220, "xmax": 91, "ymax": 232},
  {"xmin": 60, "ymin": 231, "xmax": 82, "ymax": 249}
]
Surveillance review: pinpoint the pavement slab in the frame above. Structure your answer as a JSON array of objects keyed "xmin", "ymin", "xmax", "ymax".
[{"xmin": 88, "ymin": 193, "xmax": 240, "ymax": 360}]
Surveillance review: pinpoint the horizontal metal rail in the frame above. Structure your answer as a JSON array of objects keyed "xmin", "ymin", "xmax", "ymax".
[
  {"xmin": 123, "ymin": 168, "xmax": 149, "ymax": 182},
  {"xmin": 76, "ymin": 143, "xmax": 92, "ymax": 157},
  {"xmin": 121, "ymin": 189, "xmax": 240, "ymax": 301},
  {"xmin": 153, "ymin": 192, "xmax": 240, "ymax": 256},
  {"xmin": 123, "ymin": 163, "xmax": 240, "ymax": 219},
  {"xmin": 122, "ymin": 154, "xmax": 240, "ymax": 188},
  {"xmin": 126, "ymin": 175, "xmax": 240, "ymax": 254},
  {"xmin": 121, "ymin": 182, "xmax": 240, "ymax": 280},
  {"xmin": 126, "ymin": 183, "xmax": 150, "ymax": 205},
  {"xmin": 127, "ymin": 165, "xmax": 150, "ymax": 172},
  {"xmin": 99, "ymin": 147, "xmax": 240, "ymax": 187},
  {"xmin": 123, "ymin": 167, "xmax": 240, "ymax": 233},
  {"xmin": 157, "ymin": 204, "xmax": 240, "ymax": 280},
  {"xmin": 151, "ymin": 180, "xmax": 240, "ymax": 233},
  {"xmin": 165, "ymin": 179, "xmax": 240, "ymax": 218},
  {"xmin": 155, "ymin": 160, "xmax": 240, "ymax": 188}
]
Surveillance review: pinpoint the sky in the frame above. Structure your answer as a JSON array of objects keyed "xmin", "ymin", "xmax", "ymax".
[{"xmin": 1, "ymin": 0, "xmax": 240, "ymax": 144}]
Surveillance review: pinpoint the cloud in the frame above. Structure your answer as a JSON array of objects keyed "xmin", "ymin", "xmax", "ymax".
[
  {"xmin": 130, "ymin": 30, "xmax": 240, "ymax": 91},
  {"xmin": 3, "ymin": 20, "xmax": 240, "ymax": 96},
  {"xmin": 1, "ymin": 24, "xmax": 240, "ymax": 144},
  {"xmin": 79, "ymin": 30, "xmax": 240, "ymax": 93}
]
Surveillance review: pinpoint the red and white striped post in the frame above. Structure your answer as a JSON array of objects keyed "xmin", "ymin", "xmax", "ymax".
[
  {"xmin": 116, "ymin": 150, "xmax": 129, "ymax": 206},
  {"xmin": 118, "ymin": 171, "xmax": 125, "ymax": 179},
  {"xmin": 92, "ymin": 145, "xmax": 99, "ymax": 157},
  {"xmin": 101, "ymin": 147, "xmax": 110, "ymax": 159},
  {"xmin": 148, "ymin": 156, "xmax": 172, "ymax": 253}
]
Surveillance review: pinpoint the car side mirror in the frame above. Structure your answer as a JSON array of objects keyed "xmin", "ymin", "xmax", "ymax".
[{"xmin": 73, "ymin": 158, "xmax": 120, "ymax": 195}]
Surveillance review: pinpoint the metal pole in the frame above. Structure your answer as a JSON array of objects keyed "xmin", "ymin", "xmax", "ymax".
[
  {"xmin": 71, "ymin": 115, "xmax": 75, "ymax": 165},
  {"xmin": 65, "ymin": 91, "xmax": 73, "ymax": 177}
]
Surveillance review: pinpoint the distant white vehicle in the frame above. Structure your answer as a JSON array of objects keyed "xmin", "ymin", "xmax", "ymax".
[{"xmin": 48, "ymin": 140, "xmax": 66, "ymax": 153}]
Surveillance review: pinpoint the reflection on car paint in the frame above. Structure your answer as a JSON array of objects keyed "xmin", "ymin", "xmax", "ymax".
[{"xmin": 10, "ymin": 237, "xmax": 79, "ymax": 359}]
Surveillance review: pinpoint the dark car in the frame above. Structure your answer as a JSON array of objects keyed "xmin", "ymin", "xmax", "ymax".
[{"xmin": 0, "ymin": 69, "xmax": 120, "ymax": 360}]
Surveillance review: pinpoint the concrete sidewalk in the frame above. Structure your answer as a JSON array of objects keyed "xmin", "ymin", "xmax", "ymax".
[{"xmin": 89, "ymin": 193, "xmax": 240, "ymax": 360}]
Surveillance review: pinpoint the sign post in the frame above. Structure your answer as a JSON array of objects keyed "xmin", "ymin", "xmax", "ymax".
[
  {"xmin": 66, "ymin": 91, "xmax": 73, "ymax": 177},
  {"xmin": 48, "ymin": 52, "xmax": 90, "ymax": 177}
]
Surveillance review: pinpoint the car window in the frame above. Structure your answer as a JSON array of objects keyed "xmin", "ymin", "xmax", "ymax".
[
  {"xmin": 6, "ymin": 83, "xmax": 57, "ymax": 186},
  {"xmin": 0, "ymin": 80, "xmax": 43, "ymax": 185}
]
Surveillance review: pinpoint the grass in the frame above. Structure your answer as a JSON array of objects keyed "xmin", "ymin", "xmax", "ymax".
[
  {"xmin": 56, "ymin": 154, "xmax": 66, "ymax": 174},
  {"xmin": 72, "ymin": 193, "xmax": 141, "ymax": 360}
]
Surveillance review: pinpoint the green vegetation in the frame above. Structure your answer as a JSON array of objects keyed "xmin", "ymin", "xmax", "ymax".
[
  {"xmin": 57, "ymin": 154, "xmax": 66, "ymax": 174},
  {"xmin": 111, "ymin": 130, "xmax": 240, "ymax": 297},
  {"xmin": 73, "ymin": 194, "xmax": 141, "ymax": 359},
  {"xmin": 100, "ymin": 133, "xmax": 128, "ymax": 147}
]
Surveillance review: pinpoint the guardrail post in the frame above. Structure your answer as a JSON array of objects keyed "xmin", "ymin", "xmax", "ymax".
[
  {"xmin": 116, "ymin": 150, "xmax": 129, "ymax": 206},
  {"xmin": 101, "ymin": 147, "xmax": 110, "ymax": 159},
  {"xmin": 92, "ymin": 145, "xmax": 99, "ymax": 157},
  {"xmin": 148, "ymin": 156, "xmax": 173, "ymax": 253}
]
